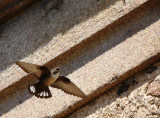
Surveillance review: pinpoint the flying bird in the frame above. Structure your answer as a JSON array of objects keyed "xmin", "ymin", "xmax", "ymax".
[{"xmin": 16, "ymin": 61, "xmax": 86, "ymax": 99}]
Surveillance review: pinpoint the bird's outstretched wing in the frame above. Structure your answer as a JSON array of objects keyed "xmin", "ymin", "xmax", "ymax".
[
  {"xmin": 51, "ymin": 76, "xmax": 86, "ymax": 98},
  {"xmin": 16, "ymin": 61, "xmax": 50, "ymax": 78}
]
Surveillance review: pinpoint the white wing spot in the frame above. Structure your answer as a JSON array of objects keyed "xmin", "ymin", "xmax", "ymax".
[
  {"xmin": 40, "ymin": 92, "xmax": 43, "ymax": 96},
  {"xmin": 46, "ymin": 92, "xmax": 48, "ymax": 96},
  {"xmin": 43, "ymin": 91, "xmax": 46, "ymax": 96},
  {"xmin": 30, "ymin": 86, "xmax": 35, "ymax": 93}
]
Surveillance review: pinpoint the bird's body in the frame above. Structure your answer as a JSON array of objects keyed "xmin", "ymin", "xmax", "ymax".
[
  {"xmin": 41, "ymin": 73, "xmax": 60, "ymax": 86},
  {"xmin": 39, "ymin": 67, "xmax": 60, "ymax": 86},
  {"xmin": 16, "ymin": 61, "xmax": 86, "ymax": 99},
  {"xmin": 43, "ymin": 75, "xmax": 57, "ymax": 86}
]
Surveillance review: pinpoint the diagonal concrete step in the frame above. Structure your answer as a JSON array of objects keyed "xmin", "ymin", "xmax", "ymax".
[{"xmin": 0, "ymin": 0, "xmax": 160, "ymax": 117}]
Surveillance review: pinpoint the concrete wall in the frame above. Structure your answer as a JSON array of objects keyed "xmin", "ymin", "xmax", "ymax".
[{"xmin": 0, "ymin": 0, "xmax": 160, "ymax": 117}]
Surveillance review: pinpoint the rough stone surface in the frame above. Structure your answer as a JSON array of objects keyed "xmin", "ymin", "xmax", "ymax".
[
  {"xmin": 0, "ymin": 0, "xmax": 160, "ymax": 118},
  {"xmin": 70, "ymin": 62, "xmax": 160, "ymax": 118},
  {"xmin": 146, "ymin": 76, "xmax": 160, "ymax": 97}
]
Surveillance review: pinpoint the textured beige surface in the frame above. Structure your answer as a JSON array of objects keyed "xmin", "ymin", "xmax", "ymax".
[
  {"xmin": 0, "ymin": 0, "xmax": 160, "ymax": 117},
  {"xmin": 70, "ymin": 62, "xmax": 160, "ymax": 118},
  {"xmin": 0, "ymin": 0, "xmax": 147, "ymax": 89},
  {"xmin": 146, "ymin": 75, "xmax": 160, "ymax": 97}
]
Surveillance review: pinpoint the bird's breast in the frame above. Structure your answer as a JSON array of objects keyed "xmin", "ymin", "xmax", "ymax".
[{"xmin": 43, "ymin": 76, "xmax": 56, "ymax": 86}]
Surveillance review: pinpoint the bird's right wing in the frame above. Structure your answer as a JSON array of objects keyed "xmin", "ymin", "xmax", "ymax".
[
  {"xmin": 16, "ymin": 61, "xmax": 40, "ymax": 73},
  {"xmin": 16, "ymin": 61, "xmax": 50, "ymax": 78}
]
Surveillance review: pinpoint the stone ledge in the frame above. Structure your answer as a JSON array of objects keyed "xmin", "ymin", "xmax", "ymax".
[{"xmin": 0, "ymin": 0, "xmax": 159, "ymax": 117}]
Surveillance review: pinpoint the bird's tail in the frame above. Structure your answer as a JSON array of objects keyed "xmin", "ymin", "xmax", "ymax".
[{"xmin": 28, "ymin": 82, "xmax": 52, "ymax": 98}]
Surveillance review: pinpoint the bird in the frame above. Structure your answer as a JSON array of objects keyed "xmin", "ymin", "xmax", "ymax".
[{"xmin": 15, "ymin": 61, "xmax": 86, "ymax": 99}]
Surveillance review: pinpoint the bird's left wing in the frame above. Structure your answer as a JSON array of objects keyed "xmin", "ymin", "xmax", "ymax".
[{"xmin": 51, "ymin": 76, "xmax": 86, "ymax": 98}]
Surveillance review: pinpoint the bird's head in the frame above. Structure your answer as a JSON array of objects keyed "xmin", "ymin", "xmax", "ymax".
[{"xmin": 51, "ymin": 67, "xmax": 60, "ymax": 79}]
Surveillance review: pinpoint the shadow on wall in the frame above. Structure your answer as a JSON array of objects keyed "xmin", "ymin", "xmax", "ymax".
[
  {"xmin": 0, "ymin": 0, "xmax": 118, "ymax": 72},
  {"xmin": 0, "ymin": 0, "xmax": 160, "ymax": 117}
]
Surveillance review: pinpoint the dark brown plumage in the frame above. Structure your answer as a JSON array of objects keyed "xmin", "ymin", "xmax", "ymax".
[{"xmin": 16, "ymin": 61, "xmax": 86, "ymax": 99}]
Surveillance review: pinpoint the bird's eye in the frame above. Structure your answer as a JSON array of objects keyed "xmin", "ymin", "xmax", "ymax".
[
  {"xmin": 53, "ymin": 68, "xmax": 59, "ymax": 74},
  {"xmin": 52, "ymin": 67, "xmax": 60, "ymax": 74},
  {"xmin": 53, "ymin": 71, "xmax": 57, "ymax": 74}
]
